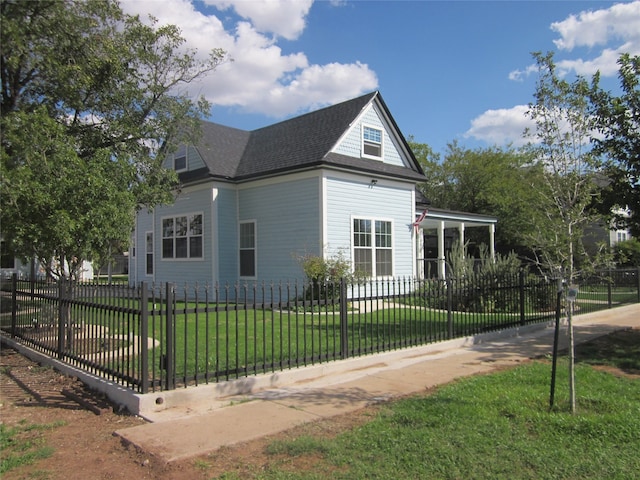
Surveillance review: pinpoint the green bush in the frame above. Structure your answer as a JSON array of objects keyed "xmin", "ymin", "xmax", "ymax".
[
  {"xmin": 614, "ymin": 238, "xmax": 640, "ymax": 267},
  {"xmin": 295, "ymin": 250, "xmax": 366, "ymax": 301}
]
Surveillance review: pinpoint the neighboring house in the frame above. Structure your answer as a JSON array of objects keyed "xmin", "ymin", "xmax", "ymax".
[
  {"xmin": 0, "ymin": 240, "xmax": 94, "ymax": 281},
  {"xmin": 129, "ymin": 91, "xmax": 427, "ymax": 297},
  {"xmin": 584, "ymin": 208, "xmax": 634, "ymax": 256}
]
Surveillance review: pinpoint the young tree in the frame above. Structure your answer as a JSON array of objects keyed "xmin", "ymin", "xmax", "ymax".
[
  {"xmin": 524, "ymin": 52, "xmax": 602, "ymax": 280},
  {"xmin": 524, "ymin": 52, "xmax": 603, "ymax": 413},
  {"xmin": 0, "ymin": 0, "xmax": 226, "ymax": 280},
  {"xmin": 589, "ymin": 54, "xmax": 640, "ymax": 236}
]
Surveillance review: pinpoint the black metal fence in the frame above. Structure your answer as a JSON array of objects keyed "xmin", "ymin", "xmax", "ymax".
[{"xmin": 1, "ymin": 269, "xmax": 638, "ymax": 394}]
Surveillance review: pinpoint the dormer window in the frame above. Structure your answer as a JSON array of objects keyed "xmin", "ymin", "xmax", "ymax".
[
  {"xmin": 174, "ymin": 155, "xmax": 187, "ymax": 171},
  {"xmin": 362, "ymin": 125, "xmax": 382, "ymax": 159}
]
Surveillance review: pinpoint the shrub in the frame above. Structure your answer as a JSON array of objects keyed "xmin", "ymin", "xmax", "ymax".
[
  {"xmin": 295, "ymin": 250, "xmax": 366, "ymax": 301},
  {"xmin": 614, "ymin": 238, "xmax": 640, "ymax": 267}
]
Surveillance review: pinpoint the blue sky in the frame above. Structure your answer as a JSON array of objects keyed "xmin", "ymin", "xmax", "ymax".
[{"xmin": 122, "ymin": 0, "xmax": 640, "ymax": 157}]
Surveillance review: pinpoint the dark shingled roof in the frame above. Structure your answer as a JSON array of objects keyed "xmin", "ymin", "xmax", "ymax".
[{"xmin": 182, "ymin": 91, "xmax": 425, "ymax": 184}]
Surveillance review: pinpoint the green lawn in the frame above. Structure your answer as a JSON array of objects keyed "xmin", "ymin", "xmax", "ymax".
[{"xmin": 216, "ymin": 333, "xmax": 640, "ymax": 479}]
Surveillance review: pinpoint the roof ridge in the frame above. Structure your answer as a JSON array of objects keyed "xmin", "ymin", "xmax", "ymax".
[{"xmin": 248, "ymin": 91, "xmax": 378, "ymax": 134}]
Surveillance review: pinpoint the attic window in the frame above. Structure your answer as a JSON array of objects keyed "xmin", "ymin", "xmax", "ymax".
[
  {"xmin": 362, "ymin": 126, "xmax": 382, "ymax": 159},
  {"xmin": 174, "ymin": 155, "xmax": 187, "ymax": 171}
]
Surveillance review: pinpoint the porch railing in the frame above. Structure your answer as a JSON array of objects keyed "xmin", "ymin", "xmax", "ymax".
[{"xmin": 1, "ymin": 269, "xmax": 638, "ymax": 394}]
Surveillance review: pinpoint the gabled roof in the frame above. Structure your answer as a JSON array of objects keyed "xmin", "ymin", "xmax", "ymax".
[{"xmin": 186, "ymin": 91, "xmax": 425, "ymax": 184}]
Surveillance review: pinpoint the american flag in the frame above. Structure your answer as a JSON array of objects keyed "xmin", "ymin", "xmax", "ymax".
[{"xmin": 413, "ymin": 209, "xmax": 428, "ymax": 231}]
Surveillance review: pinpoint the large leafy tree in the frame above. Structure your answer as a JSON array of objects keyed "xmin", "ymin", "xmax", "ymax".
[
  {"xmin": 410, "ymin": 139, "xmax": 542, "ymax": 256},
  {"xmin": 1, "ymin": 0, "xmax": 226, "ymax": 280},
  {"xmin": 589, "ymin": 53, "xmax": 640, "ymax": 236}
]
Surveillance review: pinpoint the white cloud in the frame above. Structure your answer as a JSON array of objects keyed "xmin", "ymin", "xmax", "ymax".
[
  {"xmin": 551, "ymin": 1, "xmax": 640, "ymax": 51},
  {"xmin": 259, "ymin": 62, "xmax": 378, "ymax": 116},
  {"xmin": 120, "ymin": 0, "xmax": 377, "ymax": 120},
  {"xmin": 509, "ymin": 1, "xmax": 640, "ymax": 81},
  {"xmin": 203, "ymin": 0, "xmax": 313, "ymax": 40},
  {"xmin": 465, "ymin": 105, "xmax": 534, "ymax": 147},
  {"xmin": 492, "ymin": 2, "xmax": 640, "ymax": 147},
  {"xmin": 508, "ymin": 64, "xmax": 538, "ymax": 82}
]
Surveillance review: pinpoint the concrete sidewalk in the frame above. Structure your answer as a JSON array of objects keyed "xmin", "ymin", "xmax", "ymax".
[{"xmin": 115, "ymin": 304, "xmax": 640, "ymax": 463}]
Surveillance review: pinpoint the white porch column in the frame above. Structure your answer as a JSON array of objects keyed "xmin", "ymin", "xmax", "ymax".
[
  {"xmin": 437, "ymin": 220, "xmax": 446, "ymax": 279},
  {"xmin": 459, "ymin": 221, "xmax": 465, "ymax": 252},
  {"xmin": 417, "ymin": 229, "xmax": 425, "ymax": 279},
  {"xmin": 489, "ymin": 223, "xmax": 496, "ymax": 262}
]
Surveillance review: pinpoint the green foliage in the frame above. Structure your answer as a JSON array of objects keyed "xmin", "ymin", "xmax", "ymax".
[
  {"xmin": 411, "ymin": 242, "xmax": 538, "ymax": 314},
  {"xmin": 449, "ymin": 244, "xmax": 526, "ymax": 313},
  {"xmin": 0, "ymin": 0, "xmax": 227, "ymax": 280},
  {"xmin": 297, "ymin": 251, "xmax": 365, "ymax": 286},
  {"xmin": 1, "ymin": 109, "xmax": 137, "ymax": 279},
  {"xmin": 409, "ymin": 139, "xmax": 542, "ymax": 256},
  {"xmin": 590, "ymin": 54, "xmax": 640, "ymax": 237},
  {"xmin": 613, "ymin": 238, "xmax": 640, "ymax": 267}
]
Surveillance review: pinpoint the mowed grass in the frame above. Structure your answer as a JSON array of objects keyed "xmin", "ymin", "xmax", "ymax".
[{"xmin": 234, "ymin": 331, "xmax": 640, "ymax": 480}]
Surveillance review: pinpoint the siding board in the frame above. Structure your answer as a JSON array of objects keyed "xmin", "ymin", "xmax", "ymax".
[
  {"xmin": 239, "ymin": 176, "xmax": 321, "ymax": 282},
  {"xmin": 325, "ymin": 176, "xmax": 415, "ymax": 277},
  {"xmin": 333, "ymin": 104, "xmax": 405, "ymax": 167}
]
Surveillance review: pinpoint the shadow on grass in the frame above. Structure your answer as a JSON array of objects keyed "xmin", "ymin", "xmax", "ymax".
[{"xmin": 574, "ymin": 327, "xmax": 640, "ymax": 374}]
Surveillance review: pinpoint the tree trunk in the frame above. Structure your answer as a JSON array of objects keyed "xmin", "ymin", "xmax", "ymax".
[{"xmin": 568, "ymin": 301, "xmax": 576, "ymax": 413}]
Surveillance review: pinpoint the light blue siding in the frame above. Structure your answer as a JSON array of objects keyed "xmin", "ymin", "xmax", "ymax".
[
  {"xmin": 333, "ymin": 105, "xmax": 405, "ymax": 167},
  {"xmin": 217, "ymin": 186, "xmax": 238, "ymax": 284},
  {"xmin": 152, "ymin": 188, "xmax": 213, "ymax": 286},
  {"xmin": 239, "ymin": 176, "xmax": 321, "ymax": 282},
  {"xmin": 131, "ymin": 187, "xmax": 215, "ymax": 287},
  {"xmin": 162, "ymin": 146, "xmax": 205, "ymax": 171},
  {"xmin": 131, "ymin": 208, "xmax": 154, "ymax": 285},
  {"xmin": 325, "ymin": 176, "xmax": 415, "ymax": 277}
]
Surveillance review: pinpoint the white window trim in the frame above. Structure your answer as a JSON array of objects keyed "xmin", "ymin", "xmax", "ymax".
[
  {"xmin": 351, "ymin": 216, "xmax": 394, "ymax": 278},
  {"xmin": 145, "ymin": 231, "xmax": 154, "ymax": 276},
  {"xmin": 131, "ymin": 231, "xmax": 137, "ymax": 258},
  {"xmin": 361, "ymin": 124, "xmax": 384, "ymax": 160},
  {"xmin": 239, "ymin": 220, "xmax": 257, "ymax": 279},
  {"xmin": 160, "ymin": 212, "xmax": 204, "ymax": 261}
]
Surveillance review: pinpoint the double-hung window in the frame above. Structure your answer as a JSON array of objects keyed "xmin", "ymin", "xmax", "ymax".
[
  {"xmin": 145, "ymin": 232, "xmax": 153, "ymax": 275},
  {"xmin": 362, "ymin": 125, "xmax": 383, "ymax": 159},
  {"xmin": 162, "ymin": 213, "xmax": 203, "ymax": 259},
  {"xmin": 239, "ymin": 221, "xmax": 256, "ymax": 277},
  {"xmin": 353, "ymin": 218, "xmax": 393, "ymax": 277}
]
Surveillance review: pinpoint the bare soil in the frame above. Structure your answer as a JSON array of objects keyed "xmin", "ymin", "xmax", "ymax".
[{"xmin": 1, "ymin": 329, "xmax": 639, "ymax": 480}]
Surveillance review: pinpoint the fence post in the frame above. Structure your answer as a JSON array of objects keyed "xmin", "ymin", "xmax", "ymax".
[
  {"xmin": 519, "ymin": 270, "xmax": 526, "ymax": 325},
  {"xmin": 165, "ymin": 283, "xmax": 175, "ymax": 391},
  {"xmin": 637, "ymin": 267, "xmax": 640, "ymax": 303},
  {"xmin": 10, "ymin": 273, "xmax": 17, "ymax": 337},
  {"xmin": 339, "ymin": 277, "xmax": 349, "ymax": 359},
  {"xmin": 607, "ymin": 269, "xmax": 613, "ymax": 309},
  {"xmin": 446, "ymin": 278, "xmax": 453, "ymax": 339},
  {"xmin": 140, "ymin": 282, "xmax": 149, "ymax": 394},
  {"xmin": 57, "ymin": 279, "xmax": 67, "ymax": 359}
]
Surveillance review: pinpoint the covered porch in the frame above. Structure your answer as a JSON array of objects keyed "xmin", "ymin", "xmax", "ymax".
[{"xmin": 414, "ymin": 208, "xmax": 498, "ymax": 279}]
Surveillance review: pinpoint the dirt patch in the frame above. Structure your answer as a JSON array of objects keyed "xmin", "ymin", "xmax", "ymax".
[{"xmin": 1, "ymin": 329, "xmax": 638, "ymax": 479}]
